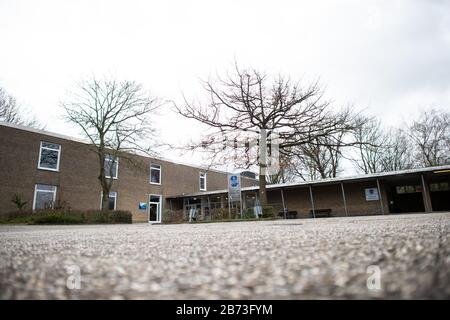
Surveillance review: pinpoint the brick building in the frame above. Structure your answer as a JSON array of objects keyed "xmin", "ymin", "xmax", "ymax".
[{"xmin": 1, "ymin": 121, "xmax": 449, "ymax": 223}]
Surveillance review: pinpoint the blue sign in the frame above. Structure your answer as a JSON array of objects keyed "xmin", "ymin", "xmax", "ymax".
[{"xmin": 139, "ymin": 202, "xmax": 147, "ymax": 210}]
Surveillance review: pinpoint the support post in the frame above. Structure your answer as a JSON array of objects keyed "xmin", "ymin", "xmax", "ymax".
[
  {"xmin": 280, "ymin": 188, "xmax": 286, "ymax": 219},
  {"xmin": 309, "ymin": 185, "xmax": 316, "ymax": 219},
  {"xmin": 376, "ymin": 179, "xmax": 385, "ymax": 215},
  {"xmin": 341, "ymin": 183, "xmax": 348, "ymax": 217},
  {"xmin": 421, "ymin": 174, "xmax": 432, "ymax": 213}
]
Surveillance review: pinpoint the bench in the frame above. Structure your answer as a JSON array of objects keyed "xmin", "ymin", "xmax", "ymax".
[
  {"xmin": 310, "ymin": 209, "xmax": 332, "ymax": 218},
  {"xmin": 278, "ymin": 210, "xmax": 298, "ymax": 219}
]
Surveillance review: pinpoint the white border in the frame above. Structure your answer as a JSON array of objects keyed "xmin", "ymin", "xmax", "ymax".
[
  {"xmin": 33, "ymin": 184, "xmax": 57, "ymax": 210},
  {"xmin": 150, "ymin": 163, "xmax": 162, "ymax": 185},
  {"xmin": 148, "ymin": 194, "xmax": 162, "ymax": 223},
  {"xmin": 37, "ymin": 141, "xmax": 61, "ymax": 172},
  {"xmin": 199, "ymin": 172, "xmax": 207, "ymax": 191}
]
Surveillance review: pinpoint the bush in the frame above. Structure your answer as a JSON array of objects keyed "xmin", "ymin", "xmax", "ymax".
[
  {"xmin": 0, "ymin": 210, "xmax": 132, "ymax": 224},
  {"xmin": 163, "ymin": 210, "xmax": 184, "ymax": 223},
  {"xmin": 261, "ymin": 206, "xmax": 275, "ymax": 218}
]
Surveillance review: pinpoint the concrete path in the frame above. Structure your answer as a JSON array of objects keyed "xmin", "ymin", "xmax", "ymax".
[{"xmin": 1, "ymin": 212, "xmax": 449, "ymax": 299}]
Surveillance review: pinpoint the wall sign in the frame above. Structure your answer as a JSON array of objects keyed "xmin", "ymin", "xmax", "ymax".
[
  {"xmin": 365, "ymin": 188, "xmax": 379, "ymax": 201},
  {"xmin": 139, "ymin": 202, "xmax": 147, "ymax": 210},
  {"xmin": 227, "ymin": 173, "xmax": 241, "ymax": 202}
]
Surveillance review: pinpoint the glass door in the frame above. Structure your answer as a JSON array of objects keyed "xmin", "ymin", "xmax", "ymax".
[{"xmin": 148, "ymin": 194, "xmax": 162, "ymax": 223}]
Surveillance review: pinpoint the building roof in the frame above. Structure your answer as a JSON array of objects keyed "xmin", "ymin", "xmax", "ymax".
[{"xmin": 168, "ymin": 164, "xmax": 450, "ymax": 198}]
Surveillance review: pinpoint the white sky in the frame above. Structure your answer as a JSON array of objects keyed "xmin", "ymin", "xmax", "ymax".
[{"xmin": 1, "ymin": 0, "xmax": 450, "ymax": 173}]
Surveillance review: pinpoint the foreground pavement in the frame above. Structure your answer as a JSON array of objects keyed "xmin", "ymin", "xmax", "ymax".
[{"xmin": 0, "ymin": 212, "xmax": 449, "ymax": 299}]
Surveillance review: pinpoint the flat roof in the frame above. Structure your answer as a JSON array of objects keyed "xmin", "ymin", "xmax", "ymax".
[
  {"xmin": 0, "ymin": 120, "xmax": 255, "ymax": 177},
  {"xmin": 168, "ymin": 164, "xmax": 450, "ymax": 199}
]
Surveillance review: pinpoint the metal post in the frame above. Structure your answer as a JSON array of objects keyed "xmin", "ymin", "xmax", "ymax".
[
  {"xmin": 280, "ymin": 188, "xmax": 286, "ymax": 219},
  {"xmin": 240, "ymin": 191, "xmax": 243, "ymax": 219},
  {"xmin": 341, "ymin": 183, "xmax": 348, "ymax": 217},
  {"xmin": 421, "ymin": 174, "xmax": 432, "ymax": 213},
  {"xmin": 376, "ymin": 179, "xmax": 385, "ymax": 215},
  {"xmin": 208, "ymin": 196, "xmax": 211, "ymax": 220},
  {"xmin": 309, "ymin": 185, "xmax": 316, "ymax": 219}
]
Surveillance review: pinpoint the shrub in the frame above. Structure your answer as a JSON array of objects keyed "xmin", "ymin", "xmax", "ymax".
[
  {"xmin": 163, "ymin": 210, "xmax": 184, "ymax": 223},
  {"xmin": 0, "ymin": 210, "xmax": 132, "ymax": 224},
  {"xmin": 11, "ymin": 194, "xmax": 28, "ymax": 210},
  {"xmin": 261, "ymin": 206, "xmax": 275, "ymax": 218}
]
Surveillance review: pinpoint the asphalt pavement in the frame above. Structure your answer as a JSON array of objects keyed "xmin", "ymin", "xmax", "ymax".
[{"xmin": 1, "ymin": 212, "xmax": 449, "ymax": 299}]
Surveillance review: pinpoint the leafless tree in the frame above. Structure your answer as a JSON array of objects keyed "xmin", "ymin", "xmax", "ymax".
[
  {"xmin": 62, "ymin": 77, "xmax": 160, "ymax": 210},
  {"xmin": 351, "ymin": 117, "xmax": 414, "ymax": 173},
  {"xmin": 0, "ymin": 87, "xmax": 43, "ymax": 128},
  {"xmin": 175, "ymin": 64, "xmax": 356, "ymax": 206},
  {"xmin": 407, "ymin": 108, "xmax": 450, "ymax": 167},
  {"xmin": 288, "ymin": 128, "xmax": 347, "ymax": 181}
]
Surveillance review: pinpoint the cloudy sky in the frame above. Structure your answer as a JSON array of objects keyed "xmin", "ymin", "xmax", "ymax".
[{"xmin": 1, "ymin": 0, "xmax": 449, "ymax": 171}]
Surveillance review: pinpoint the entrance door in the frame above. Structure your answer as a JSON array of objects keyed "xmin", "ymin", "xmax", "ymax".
[{"xmin": 148, "ymin": 194, "xmax": 162, "ymax": 223}]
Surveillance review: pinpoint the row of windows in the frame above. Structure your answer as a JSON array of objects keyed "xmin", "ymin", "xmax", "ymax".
[
  {"xmin": 395, "ymin": 182, "xmax": 450, "ymax": 194},
  {"xmin": 37, "ymin": 141, "xmax": 208, "ymax": 191}
]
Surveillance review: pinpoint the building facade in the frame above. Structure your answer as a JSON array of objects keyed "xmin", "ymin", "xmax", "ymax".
[
  {"xmin": 0, "ymin": 122, "xmax": 257, "ymax": 222},
  {"xmin": 1, "ymin": 121, "xmax": 449, "ymax": 223}
]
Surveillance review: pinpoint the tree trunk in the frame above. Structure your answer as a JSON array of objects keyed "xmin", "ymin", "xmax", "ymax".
[{"xmin": 259, "ymin": 166, "xmax": 268, "ymax": 207}]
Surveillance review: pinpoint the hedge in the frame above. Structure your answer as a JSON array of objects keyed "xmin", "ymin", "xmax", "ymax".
[{"xmin": 0, "ymin": 210, "xmax": 132, "ymax": 225}]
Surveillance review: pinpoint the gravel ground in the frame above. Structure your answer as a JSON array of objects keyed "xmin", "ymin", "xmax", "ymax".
[{"xmin": 1, "ymin": 212, "xmax": 449, "ymax": 299}]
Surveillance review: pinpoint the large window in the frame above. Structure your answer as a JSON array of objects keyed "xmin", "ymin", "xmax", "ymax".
[
  {"xmin": 100, "ymin": 191, "xmax": 117, "ymax": 210},
  {"xmin": 33, "ymin": 184, "xmax": 57, "ymax": 210},
  {"xmin": 38, "ymin": 142, "xmax": 61, "ymax": 171},
  {"xmin": 150, "ymin": 164, "xmax": 161, "ymax": 185},
  {"xmin": 396, "ymin": 185, "xmax": 421, "ymax": 194},
  {"xmin": 104, "ymin": 155, "xmax": 119, "ymax": 179},
  {"xmin": 430, "ymin": 182, "xmax": 450, "ymax": 192},
  {"xmin": 200, "ymin": 172, "xmax": 207, "ymax": 191}
]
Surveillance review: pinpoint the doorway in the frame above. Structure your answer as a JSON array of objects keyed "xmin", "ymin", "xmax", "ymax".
[{"xmin": 148, "ymin": 194, "xmax": 162, "ymax": 223}]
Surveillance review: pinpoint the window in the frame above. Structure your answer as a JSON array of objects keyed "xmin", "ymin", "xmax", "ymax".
[
  {"xmin": 150, "ymin": 164, "xmax": 161, "ymax": 184},
  {"xmin": 104, "ymin": 155, "xmax": 119, "ymax": 179},
  {"xmin": 100, "ymin": 192, "xmax": 117, "ymax": 210},
  {"xmin": 396, "ymin": 185, "xmax": 421, "ymax": 194},
  {"xmin": 33, "ymin": 184, "xmax": 57, "ymax": 210},
  {"xmin": 200, "ymin": 172, "xmax": 207, "ymax": 191},
  {"xmin": 430, "ymin": 182, "xmax": 450, "ymax": 192},
  {"xmin": 38, "ymin": 142, "xmax": 61, "ymax": 171}
]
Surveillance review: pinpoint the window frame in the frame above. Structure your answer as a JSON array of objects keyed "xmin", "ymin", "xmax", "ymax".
[
  {"xmin": 104, "ymin": 155, "xmax": 119, "ymax": 179},
  {"xmin": 33, "ymin": 184, "xmax": 57, "ymax": 210},
  {"xmin": 199, "ymin": 172, "xmax": 207, "ymax": 191},
  {"xmin": 150, "ymin": 163, "xmax": 162, "ymax": 185},
  {"xmin": 100, "ymin": 191, "xmax": 117, "ymax": 210},
  {"xmin": 37, "ymin": 141, "xmax": 61, "ymax": 172}
]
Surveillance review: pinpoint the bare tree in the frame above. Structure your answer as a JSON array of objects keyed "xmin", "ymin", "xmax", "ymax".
[
  {"xmin": 175, "ymin": 65, "xmax": 356, "ymax": 206},
  {"xmin": 62, "ymin": 77, "xmax": 160, "ymax": 210},
  {"xmin": 407, "ymin": 108, "xmax": 450, "ymax": 167},
  {"xmin": 288, "ymin": 127, "xmax": 347, "ymax": 181},
  {"xmin": 351, "ymin": 117, "xmax": 414, "ymax": 174},
  {"xmin": 0, "ymin": 87, "xmax": 43, "ymax": 128}
]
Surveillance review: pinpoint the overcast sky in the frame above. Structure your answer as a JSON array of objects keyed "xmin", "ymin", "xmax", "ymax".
[{"xmin": 1, "ymin": 0, "xmax": 449, "ymax": 172}]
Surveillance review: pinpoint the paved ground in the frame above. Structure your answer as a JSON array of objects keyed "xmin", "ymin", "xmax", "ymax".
[{"xmin": 0, "ymin": 212, "xmax": 449, "ymax": 299}]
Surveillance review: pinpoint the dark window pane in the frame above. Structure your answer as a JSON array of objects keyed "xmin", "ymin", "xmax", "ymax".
[
  {"xmin": 42, "ymin": 142, "xmax": 60, "ymax": 150},
  {"xmin": 108, "ymin": 196, "xmax": 116, "ymax": 210},
  {"xmin": 104, "ymin": 156, "xmax": 118, "ymax": 178},
  {"xmin": 150, "ymin": 168, "xmax": 160, "ymax": 183},
  {"xmin": 35, "ymin": 191, "xmax": 54, "ymax": 209},
  {"xmin": 150, "ymin": 195, "xmax": 160, "ymax": 203},
  {"xmin": 40, "ymin": 149, "xmax": 59, "ymax": 169}
]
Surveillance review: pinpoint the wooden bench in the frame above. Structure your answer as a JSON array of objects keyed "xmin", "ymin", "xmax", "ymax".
[
  {"xmin": 278, "ymin": 210, "xmax": 298, "ymax": 219},
  {"xmin": 310, "ymin": 209, "xmax": 332, "ymax": 218}
]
